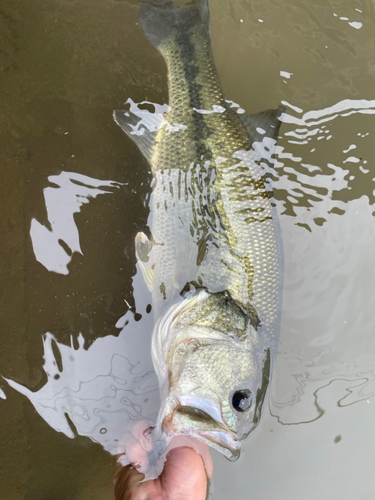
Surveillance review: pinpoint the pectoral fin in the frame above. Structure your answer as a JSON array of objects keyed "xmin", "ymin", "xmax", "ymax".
[
  {"xmin": 240, "ymin": 106, "xmax": 285, "ymax": 143},
  {"xmin": 135, "ymin": 232, "xmax": 155, "ymax": 291}
]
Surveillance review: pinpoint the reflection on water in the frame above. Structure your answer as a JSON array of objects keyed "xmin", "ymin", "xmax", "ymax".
[
  {"xmin": 1, "ymin": 0, "xmax": 375, "ymax": 497},
  {"xmin": 268, "ymin": 98, "xmax": 375, "ymax": 427},
  {"xmin": 277, "ymin": 98, "xmax": 374, "ymax": 224},
  {"xmin": 30, "ymin": 171, "xmax": 123, "ymax": 275},
  {"xmin": 271, "ymin": 195, "xmax": 375, "ymax": 424},
  {"xmin": 6, "ymin": 320, "xmax": 159, "ymax": 453},
  {"xmin": 11, "ymin": 95, "xmax": 374, "ymax": 462}
]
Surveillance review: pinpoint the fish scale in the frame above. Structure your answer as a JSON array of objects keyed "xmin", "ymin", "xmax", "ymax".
[{"xmin": 114, "ymin": 0, "xmax": 284, "ymax": 474}]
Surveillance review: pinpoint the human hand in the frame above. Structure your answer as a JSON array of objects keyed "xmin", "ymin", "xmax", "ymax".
[{"xmin": 114, "ymin": 444, "xmax": 212, "ymax": 500}]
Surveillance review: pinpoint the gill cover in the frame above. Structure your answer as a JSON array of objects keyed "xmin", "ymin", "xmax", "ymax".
[{"xmin": 151, "ymin": 289, "xmax": 271, "ymax": 460}]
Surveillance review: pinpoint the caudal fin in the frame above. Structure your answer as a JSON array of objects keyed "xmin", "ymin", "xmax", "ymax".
[{"xmin": 139, "ymin": 0, "xmax": 210, "ymax": 50}]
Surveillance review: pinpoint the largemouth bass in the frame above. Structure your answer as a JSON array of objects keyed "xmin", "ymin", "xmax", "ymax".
[{"xmin": 114, "ymin": 0, "xmax": 284, "ymax": 466}]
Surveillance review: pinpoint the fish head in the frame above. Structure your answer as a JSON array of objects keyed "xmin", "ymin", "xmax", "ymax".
[{"xmin": 152, "ymin": 289, "xmax": 271, "ymax": 460}]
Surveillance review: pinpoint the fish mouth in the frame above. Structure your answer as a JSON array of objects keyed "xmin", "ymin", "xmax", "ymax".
[{"xmin": 160, "ymin": 395, "xmax": 242, "ymax": 460}]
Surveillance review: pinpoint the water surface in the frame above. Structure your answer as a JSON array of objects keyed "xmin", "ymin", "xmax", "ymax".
[{"xmin": 1, "ymin": 0, "xmax": 374, "ymax": 498}]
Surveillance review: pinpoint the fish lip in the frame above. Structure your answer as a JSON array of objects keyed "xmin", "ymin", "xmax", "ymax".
[
  {"xmin": 195, "ymin": 430, "xmax": 242, "ymax": 460},
  {"xmin": 160, "ymin": 393, "xmax": 242, "ymax": 457}
]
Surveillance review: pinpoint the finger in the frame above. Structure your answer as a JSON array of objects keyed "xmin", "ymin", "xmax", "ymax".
[
  {"xmin": 161, "ymin": 446, "xmax": 209, "ymax": 500},
  {"xmin": 114, "ymin": 464, "xmax": 146, "ymax": 500},
  {"xmin": 165, "ymin": 436, "xmax": 213, "ymax": 478}
]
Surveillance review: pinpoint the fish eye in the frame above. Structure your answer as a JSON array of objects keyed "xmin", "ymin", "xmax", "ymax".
[{"xmin": 232, "ymin": 390, "xmax": 252, "ymax": 412}]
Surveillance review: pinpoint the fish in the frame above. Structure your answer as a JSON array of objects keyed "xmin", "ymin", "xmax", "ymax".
[{"xmin": 114, "ymin": 0, "xmax": 284, "ymax": 468}]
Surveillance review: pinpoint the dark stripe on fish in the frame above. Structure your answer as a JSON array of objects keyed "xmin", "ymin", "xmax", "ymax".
[{"xmin": 175, "ymin": 29, "xmax": 213, "ymax": 160}]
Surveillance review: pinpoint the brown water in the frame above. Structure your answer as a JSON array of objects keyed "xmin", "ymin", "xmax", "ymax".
[{"xmin": 1, "ymin": 0, "xmax": 374, "ymax": 498}]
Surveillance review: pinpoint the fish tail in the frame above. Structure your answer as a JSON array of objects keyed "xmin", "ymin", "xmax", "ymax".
[{"xmin": 139, "ymin": 0, "xmax": 210, "ymax": 50}]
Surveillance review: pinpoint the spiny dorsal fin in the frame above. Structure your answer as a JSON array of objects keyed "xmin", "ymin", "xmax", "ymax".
[{"xmin": 240, "ymin": 105, "xmax": 285, "ymax": 144}]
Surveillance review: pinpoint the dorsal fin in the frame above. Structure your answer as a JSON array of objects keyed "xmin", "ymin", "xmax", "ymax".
[{"xmin": 240, "ymin": 105, "xmax": 285, "ymax": 144}]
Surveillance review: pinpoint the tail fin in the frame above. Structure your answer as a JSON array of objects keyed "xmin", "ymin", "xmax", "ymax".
[{"xmin": 139, "ymin": 0, "xmax": 210, "ymax": 50}]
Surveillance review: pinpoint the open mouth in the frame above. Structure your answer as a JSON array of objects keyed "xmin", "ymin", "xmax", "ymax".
[
  {"xmin": 176, "ymin": 405, "xmax": 218, "ymax": 424},
  {"xmin": 161, "ymin": 401, "xmax": 242, "ymax": 459}
]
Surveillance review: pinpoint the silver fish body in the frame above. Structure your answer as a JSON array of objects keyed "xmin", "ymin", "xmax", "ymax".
[{"xmin": 114, "ymin": 0, "xmax": 284, "ymax": 463}]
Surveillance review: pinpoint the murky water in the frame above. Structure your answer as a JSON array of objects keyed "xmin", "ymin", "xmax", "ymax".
[{"xmin": 1, "ymin": 0, "xmax": 374, "ymax": 498}]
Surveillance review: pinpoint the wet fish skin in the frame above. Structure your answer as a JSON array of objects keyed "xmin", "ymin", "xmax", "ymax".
[
  {"xmin": 135, "ymin": 0, "xmax": 283, "ymax": 328},
  {"xmin": 114, "ymin": 0, "xmax": 283, "ymax": 465},
  {"xmin": 152, "ymin": 289, "xmax": 271, "ymax": 460}
]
